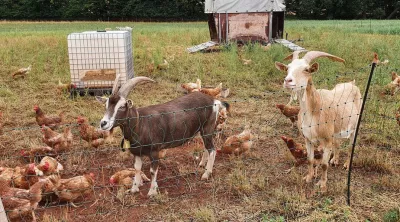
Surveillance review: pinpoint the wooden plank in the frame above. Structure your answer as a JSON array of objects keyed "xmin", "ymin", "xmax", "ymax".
[
  {"xmin": 274, "ymin": 39, "xmax": 306, "ymax": 51},
  {"xmin": 0, "ymin": 198, "xmax": 9, "ymax": 222},
  {"xmin": 186, "ymin": 41, "xmax": 218, "ymax": 53},
  {"xmin": 80, "ymin": 69, "xmax": 116, "ymax": 81}
]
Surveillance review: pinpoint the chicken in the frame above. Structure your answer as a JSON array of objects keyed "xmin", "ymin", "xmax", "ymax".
[
  {"xmin": 0, "ymin": 178, "xmax": 51, "ymax": 222},
  {"xmin": 181, "ymin": 79, "xmax": 202, "ymax": 93},
  {"xmin": 57, "ymin": 80, "xmax": 76, "ymax": 94},
  {"xmin": 280, "ymin": 136, "xmax": 323, "ymax": 174},
  {"xmin": 20, "ymin": 145, "xmax": 56, "ymax": 162},
  {"xmin": 0, "ymin": 164, "xmax": 43, "ymax": 189},
  {"xmin": 157, "ymin": 59, "xmax": 169, "ymax": 70},
  {"xmin": 218, "ymin": 126, "xmax": 254, "ymax": 155},
  {"xmin": 49, "ymin": 173, "xmax": 95, "ymax": 207},
  {"xmin": 36, "ymin": 156, "xmax": 63, "ymax": 176},
  {"xmin": 34, "ymin": 105, "xmax": 64, "ymax": 129},
  {"xmin": 41, "ymin": 126, "xmax": 73, "ymax": 153},
  {"xmin": 374, "ymin": 52, "xmax": 389, "ymax": 66},
  {"xmin": 77, "ymin": 116, "xmax": 112, "ymax": 148},
  {"xmin": 110, "ymin": 168, "xmax": 150, "ymax": 189},
  {"xmin": 276, "ymin": 104, "xmax": 300, "ymax": 127},
  {"xmin": 12, "ymin": 65, "xmax": 31, "ymax": 79},
  {"xmin": 215, "ymin": 102, "xmax": 230, "ymax": 132},
  {"xmin": 200, "ymin": 83, "xmax": 223, "ymax": 98}
]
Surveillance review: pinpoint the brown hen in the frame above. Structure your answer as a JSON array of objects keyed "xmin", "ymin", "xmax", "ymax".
[
  {"xmin": 41, "ymin": 126, "xmax": 73, "ymax": 153},
  {"xmin": 200, "ymin": 83, "xmax": 223, "ymax": 98},
  {"xmin": 276, "ymin": 104, "xmax": 300, "ymax": 127},
  {"xmin": 218, "ymin": 126, "xmax": 254, "ymax": 155},
  {"xmin": 37, "ymin": 156, "xmax": 64, "ymax": 176},
  {"xmin": 280, "ymin": 136, "xmax": 323, "ymax": 174},
  {"xmin": 34, "ymin": 105, "xmax": 64, "ymax": 129},
  {"xmin": 77, "ymin": 116, "xmax": 112, "ymax": 148},
  {"xmin": 49, "ymin": 173, "xmax": 95, "ymax": 207}
]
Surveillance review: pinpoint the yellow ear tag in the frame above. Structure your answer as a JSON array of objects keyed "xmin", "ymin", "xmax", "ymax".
[{"xmin": 123, "ymin": 139, "xmax": 131, "ymax": 150}]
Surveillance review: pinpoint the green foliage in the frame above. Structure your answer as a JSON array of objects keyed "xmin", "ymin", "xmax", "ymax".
[
  {"xmin": 0, "ymin": 0, "xmax": 206, "ymax": 20},
  {"xmin": 286, "ymin": 0, "xmax": 400, "ymax": 19},
  {"xmin": 383, "ymin": 208, "xmax": 400, "ymax": 222}
]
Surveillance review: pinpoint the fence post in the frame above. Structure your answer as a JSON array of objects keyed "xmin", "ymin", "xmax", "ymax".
[
  {"xmin": 0, "ymin": 199, "xmax": 8, "ymax": 222},
  {"xmin": 346, "ymin": 54, "xmax": 378, "ymax": 206}
]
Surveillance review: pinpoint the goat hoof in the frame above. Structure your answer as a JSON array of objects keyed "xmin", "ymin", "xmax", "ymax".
[
  {"xmin": 316, "ymin": 180, "xmax": 327, "ymax": 193},
  {"xmin": 127, "ymin": 186, "xmax": 140, "ymax": 194},
  {"xmin": 201, "ymin": 171, "xmax": 211, "ymax": 180},
  {"xmin": 147, "ymin": 187, "xmax": 159, "ymax": 197},
  {"xmin": 329, "ymin": 158, "xmax": 339, "ymax": 166}
]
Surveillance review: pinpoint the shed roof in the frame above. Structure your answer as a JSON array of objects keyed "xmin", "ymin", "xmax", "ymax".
[{"xmin": 205, "ymin": 0, "xmax": 285, "ymax": 13}]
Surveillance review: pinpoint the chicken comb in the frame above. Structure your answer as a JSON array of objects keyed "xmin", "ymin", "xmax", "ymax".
[{"xmin": 89, "ymin": 172, "xmax": 95, "ymax": 178}]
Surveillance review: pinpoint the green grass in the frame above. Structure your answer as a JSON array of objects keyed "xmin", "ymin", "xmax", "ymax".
[{"xmin": 0, "ymin": 20, "xmax": 399, "ymax": 221}]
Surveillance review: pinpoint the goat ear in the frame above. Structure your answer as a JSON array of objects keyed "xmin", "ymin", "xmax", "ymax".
[
  {"xmin": 275, "ymin": 62, "xmax": 288, "ymax": 72},
  {"xmin": 307, "ymin": 63, "xmax": 319, "ymax": 73},
  {"xmin": 95, "ymin": 96, "xmax": 107, "ymax": 104}
]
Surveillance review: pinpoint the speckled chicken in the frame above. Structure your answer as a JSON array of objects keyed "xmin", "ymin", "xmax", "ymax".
[
  {"xmin": 218, "ymin": 126, "xmax": 254, "ymax": 155},
  {"xmin": 36, "ymin": 156, "xmax": 64, "ymax": 176},
  {"xmin": 49, "ymin": 173, "xmax": 95, "ymax": 207}
]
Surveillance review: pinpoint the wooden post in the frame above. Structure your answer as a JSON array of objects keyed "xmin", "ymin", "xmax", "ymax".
[{"xmin": 0, "ymin": 199, "xmax": 9, "ymax": 222}]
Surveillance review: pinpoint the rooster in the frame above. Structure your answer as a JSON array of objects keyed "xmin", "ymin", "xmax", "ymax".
[
  {"xmin": 276, "ymin": 104, "xmax": 300, "ymax": 128},
  {"xmin": 57, "ymin": 80, "xmax": 76, "ymax": 94},
  {"xmin": 77, "ymin": 116, "xmax": 112, "ymax": 148},
  {"xmin": 34, "ymin": 105, "xmax": 64, "ymax": 129},
  {"xmin": 36, "ymin": 156, "xmax": 64, "ymax": 176},
  {"xmin": 41, "ymin": 126, "xmax": 73, "ymax": 153},
  {"xmin": 200, "ymin": 83, "xmax": 223, "ymax": 98},
  {"xmin": 218, "ymin": 126, "xmax": 254, "ymax": 155},
  {"xmin": 181, "ymin": 79, "xmax": 202, "ymax": 93},
  {"xmin": 0, "ymin": 178, "xmax": 51, "ymax": 222},
  {"xmin": 280, "ymin": 136, "xmax": 323, "ymax": 174},
  {"xmin": 49, "ymin": 173, "xmax": 95, "ymax": 207},
  {"xmin": 20, "ymin": 145, "xmax": 56, "ymax": 162},
  {"xmin": 12, "ymin": 65, "xmax": 31, "ymax": 79}
]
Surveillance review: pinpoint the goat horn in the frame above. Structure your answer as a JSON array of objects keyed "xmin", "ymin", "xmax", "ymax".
[
  {"xmin": 302, "ymin": 51, "xmax": 345, "ymax": 64},
  {"xmin": 118, "ymin": 76, "xmax": 155, "ymax": 98},
  {"xmin": 111, "ymin": 73, "xmax": 121, "ymax": 95},
  {"xmin": 283, "ymin": 50, "xmax": 308, "ymax": 61}
]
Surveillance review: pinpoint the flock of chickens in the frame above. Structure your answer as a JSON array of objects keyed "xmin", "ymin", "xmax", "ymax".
[
  {"xmin": 3, "ymin": 56, "xmax": 398, "ymax": 221},
  {"xmin": 0, "ymin": 105, "xmax": 134, "ymax": 221}
]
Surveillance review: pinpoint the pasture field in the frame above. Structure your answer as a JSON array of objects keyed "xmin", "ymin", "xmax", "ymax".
[{"xmin": 0, "ymin": 20, "xmax": 399, "ymax": 221}]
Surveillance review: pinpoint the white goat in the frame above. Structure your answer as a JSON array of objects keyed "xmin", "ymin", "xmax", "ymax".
[{"xmin": 275, "ymin": 51, "xmax": 362, "ymax": 192}]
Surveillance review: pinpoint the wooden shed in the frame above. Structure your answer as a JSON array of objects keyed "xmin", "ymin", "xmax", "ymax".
[{"xmin": 205, "ymin": 0, "xmax": 285, "ymax": 44}]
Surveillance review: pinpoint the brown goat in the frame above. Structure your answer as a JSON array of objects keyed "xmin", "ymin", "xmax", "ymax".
[{"xmin": 96, "ymin": 76, "xmax": 227, "ymax": 196}]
